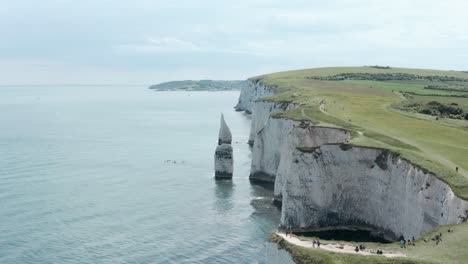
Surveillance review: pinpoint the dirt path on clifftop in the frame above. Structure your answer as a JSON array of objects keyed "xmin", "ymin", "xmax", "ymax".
[{"xmin": 276, "ymin": 233, "xmax": 406, "ymax": 258}]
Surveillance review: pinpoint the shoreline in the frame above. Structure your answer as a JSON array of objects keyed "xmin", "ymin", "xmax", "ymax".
[{"xmin": 275, "ymin": 232, "xmax": 406, "ymax": 258}]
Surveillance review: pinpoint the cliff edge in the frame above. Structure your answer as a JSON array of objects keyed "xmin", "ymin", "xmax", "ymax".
[{"xmin": 237, "ymin": 67, "xmax": 468, "ymax": 243}]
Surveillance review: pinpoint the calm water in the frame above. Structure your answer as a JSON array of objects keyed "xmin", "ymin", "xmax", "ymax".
[{"xmin": 0, "ymin": 86, "xmax": 280, "ymax": 264}]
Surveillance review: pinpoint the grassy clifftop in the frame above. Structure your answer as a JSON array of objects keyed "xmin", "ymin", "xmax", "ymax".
[{"xmin": 250, "ymin": 67, "xmax": 468, "ymax": 198}]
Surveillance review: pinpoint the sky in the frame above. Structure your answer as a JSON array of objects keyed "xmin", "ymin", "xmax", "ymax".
[{"xmin": 1, "ymin": 0, "xmax": 468, "ymax": 85}]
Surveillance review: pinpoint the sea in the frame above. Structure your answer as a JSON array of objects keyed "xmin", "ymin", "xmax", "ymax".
[{"xmin": 0, "ymin": 86, "xmax": 281, "ymax": 264}]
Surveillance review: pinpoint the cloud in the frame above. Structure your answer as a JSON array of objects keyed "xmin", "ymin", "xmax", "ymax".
[
  {"xmin": 115, "ymin": 36, "xmax": 271, "ymax": 56},
  {"xmin": 146, "ymin": 37, "xmax": 195, "ymax": 48},
  {"xmin": 1, "ymin": 0, "xmax": 468, "ymax": 84},
  {"xmin": 0, "ymin": 58, "xmax": 272, "ymax": 85},
  {"xmin": 116, "ymin": 37, "xmax": 200, "ymax": 53}
]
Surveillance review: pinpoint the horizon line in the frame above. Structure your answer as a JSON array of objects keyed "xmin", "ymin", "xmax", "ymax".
[{"xmin": 0, "ymin": 84, "xmax": 152, "ymax": 87}]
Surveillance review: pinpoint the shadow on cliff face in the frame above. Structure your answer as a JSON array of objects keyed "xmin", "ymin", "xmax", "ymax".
[
  {"xmin": 249, "ymin": 179, "xmax": 274, "ymax": 191},
  {"xmin": 294, "ymin": 227, "xmax": 392, "ymax": 244},
  {"xmin": 249, "ymin": 183, "xmax": 281, "ymax": 223}
]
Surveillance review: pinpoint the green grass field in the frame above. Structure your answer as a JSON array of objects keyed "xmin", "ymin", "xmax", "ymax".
[{"xmin": 252, "ymin": 67, "xmax": 468, "ymax": 199}]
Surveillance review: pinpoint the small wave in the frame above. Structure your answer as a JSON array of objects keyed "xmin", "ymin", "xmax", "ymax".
[{"xmin": 251, "ymin": 196, "xmax": 266, "ymax": 200}]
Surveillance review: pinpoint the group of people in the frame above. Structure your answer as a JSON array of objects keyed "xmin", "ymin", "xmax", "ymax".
[
  {"xmin": 285, "ymin": 230, "xmax": 294, "ymax": 237},
  {"xmin": 422, "ymin": 231, "xmax": 451, "ymax": 245},
  {"xmin": 353, "ymin": 245, "xmax": 365, "ymax": 252},
  {"xmin": 279, "ymin": 226, "xmax": 322, "ymax": 249},
  {"xmin": 433, "ymin": 232, "xmax": 443, "ymax": 245},
  {"xmin": 279, "ymin": 226, "xmax": 459, "ymax": 256},
  {"xmin": 279, "ymin": 225, "xmax": 294, "ymax": 237},
  {"xmin": 354, "ymin": 244, "xmax": 369, "ymax": 253},
  {"xmin": 312, "ymin": 240, "xmax": 321, "ymax": 248},
  {"xmin": 400, "ymin": 236, "xmax": 416, "ymax": 248},
  {"xmin": 353, "ymin": 244, "xmax": 385, "ymax": 255}
]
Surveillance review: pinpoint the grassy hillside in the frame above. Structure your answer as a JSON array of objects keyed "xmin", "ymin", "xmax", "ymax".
[{"xmin": 251, "ymin": 67, "xmax": 468, "ymax": 198}]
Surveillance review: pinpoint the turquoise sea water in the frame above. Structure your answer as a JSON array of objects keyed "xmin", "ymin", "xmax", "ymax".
[{"xmin": 0, "ymin": 86, "xmax": 280, "ymax": 264}]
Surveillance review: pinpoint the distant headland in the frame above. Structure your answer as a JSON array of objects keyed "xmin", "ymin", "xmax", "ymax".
[{"xmin": 149, "ymin": 80, "xmax": 248, "ymax": 91}]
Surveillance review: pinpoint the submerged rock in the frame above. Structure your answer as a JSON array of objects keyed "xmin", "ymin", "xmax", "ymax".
[{"xmin": 215, "ymin": 114, "xmax": 233, "ymax": 179}]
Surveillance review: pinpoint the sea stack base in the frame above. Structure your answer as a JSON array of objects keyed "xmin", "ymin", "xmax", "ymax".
[
  {"xmin": 215, "ymin": 172, "xmax": 233, "ymax": 179},
  {"xmin": 214, "ymin": 144, "xmax": 233, "ymax": 179}
]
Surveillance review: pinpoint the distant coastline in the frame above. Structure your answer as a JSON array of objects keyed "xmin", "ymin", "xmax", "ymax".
[{"xmin": 148, "ymin": 80, "xmax": 247, "ymax": 91}]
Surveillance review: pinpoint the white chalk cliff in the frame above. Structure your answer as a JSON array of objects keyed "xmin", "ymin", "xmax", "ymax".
[
  {"xmin": 237, "ymin": 80, "xmax": 468, "ymax": 241},
  {"xmin": 235, "ymin": 80, "xmax": 274, "ymax": 114},
  {"xmin": 215, "ymin": 114, "xmax": 233, "ymax": 179}
]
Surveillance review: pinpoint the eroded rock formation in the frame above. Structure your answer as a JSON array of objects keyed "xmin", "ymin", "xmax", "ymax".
[
  {"xmin": 215, "ymin": 114, "xmax": 233, "ymax": 179},
  {"xmin": 218, "ymin": 114, "xmax": 232, "ymax": 145}
]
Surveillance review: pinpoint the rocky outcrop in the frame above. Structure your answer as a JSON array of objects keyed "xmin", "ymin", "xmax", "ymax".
[
  {"xmin": 215, "ymin": 114, "xmax": 233, "ymax": 179},
  {"xmin": 264, "ymin": 242, "xmax": 296, "ymax": 264},
  {"xmin": 218, "ymin": 114, "xmax": 232, "ymax": 145},
  {"xmin": 235, "ymin": 80, "xmax": 274, "ymax": 113},
  {"xmin": 250, "ymin": 109, "xmax": 350, "ymax": 184},
  {"xmin": 215, "ymin": 144, "xmax": 233, "ymax": 179},
  {"xmin": 248, "ymin": 100, "xmax": 297, "ymax": 146},
  {"xmin": 239, "ymin": 79, "xmax": 468, "ymax": 241}
]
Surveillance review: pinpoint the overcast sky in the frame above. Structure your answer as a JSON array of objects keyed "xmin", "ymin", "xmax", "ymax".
[{"xmin": 1, "ymin": 0, "xmax": 467, "ymax": 85}]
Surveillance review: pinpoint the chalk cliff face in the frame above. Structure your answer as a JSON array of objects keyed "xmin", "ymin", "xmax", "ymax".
[
  {"xmin": 279, "ymin": 145, "xmax": 468, "ymax": 240},
  {"xmin": 250, "ymin": 111, "xmax": 350, "ymax": 184},
  {"xmin": 235, "ymin": 80, "xmax": 274, "ymax": 113},
  {"xmin": 239, "ymin": 80, "xmax": 468, "ymax": 240}
]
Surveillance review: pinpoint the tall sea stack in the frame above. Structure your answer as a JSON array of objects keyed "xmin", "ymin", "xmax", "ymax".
[{"xmin": 215, "ymin": 114, "xmax": 233, "ymax": 179}]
